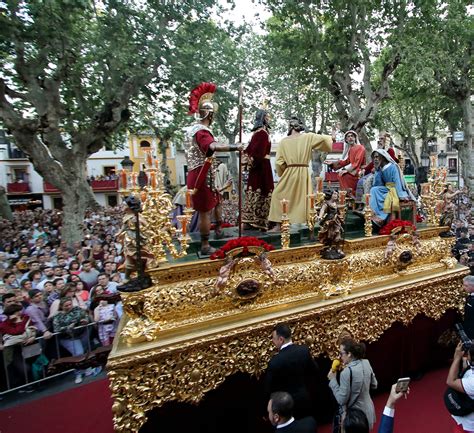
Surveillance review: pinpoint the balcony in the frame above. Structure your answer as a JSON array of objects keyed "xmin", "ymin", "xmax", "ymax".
[
  {"xmin": 7, "ymin": 182, "xmax": 31, "ymax": 194},
  {"xmin": 43, "ymin": 179, "xmax": 119, "ymax": 193}
]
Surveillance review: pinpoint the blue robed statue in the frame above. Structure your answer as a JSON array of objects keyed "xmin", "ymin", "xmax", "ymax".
[{"xmin": 369, "ymin": 149, "xmax": 415, "ymax": 227}]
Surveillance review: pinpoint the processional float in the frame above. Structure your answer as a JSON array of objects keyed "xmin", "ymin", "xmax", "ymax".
[{"xmin": 108, "ymin": 152, "xmax": 468, "ymax": 433}]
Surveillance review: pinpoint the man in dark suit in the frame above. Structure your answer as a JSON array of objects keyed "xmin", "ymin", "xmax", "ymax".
[
  {"xmin": 265, "ymin": 323, "xmax": 319, "ymax": 419},
  {"xmin": 463, "ymin": 276, "xmax": 474, "ymax": 339},
  {"xmin": 267, "ymin": 392, "xmax": 317, "ymax": 432}
]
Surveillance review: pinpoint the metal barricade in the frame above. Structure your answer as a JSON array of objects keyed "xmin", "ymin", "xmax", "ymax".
[{"xmin": 0, "ymin": 321, "xmax": 104, "ymax": 395}]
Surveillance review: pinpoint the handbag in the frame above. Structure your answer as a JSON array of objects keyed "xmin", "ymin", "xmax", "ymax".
[
  {"xmin": 3, "ymin": 319, "xmax": 36, "ymax": 347},
  {"xmin": 22, "ymin": 342, "xmax": 42, "ymax": 359},
  {"xmin": 444, "ymin": 368, "xmax": 474, "ymax": 416},
  {"xmin": 444, "ymin": 387, "xmax": 474, "ymax": 416}
]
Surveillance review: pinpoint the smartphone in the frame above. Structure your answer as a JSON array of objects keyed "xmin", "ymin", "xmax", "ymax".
[{"xmin": 395, "ymin": 377, "xmax": 410, "ymax": 393}]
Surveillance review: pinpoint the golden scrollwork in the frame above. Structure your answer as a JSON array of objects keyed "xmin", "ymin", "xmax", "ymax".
[
  {"xmin": 108, "ymin": 267, "xmax": 468, "ymax": 433},
  {"xmin": 364, "ymin": 207, "xmax": 373, "ymax": 237},
  {"xmin": 141, "ymin": 186, "xmax": 190, "ymax": 263},
  {"xmin": 119, "ymin": 227, "xmax": 456, "ymax": 340},
  {"xmin": 280, "ymin": 216, "xmax": 290, "ymax": 250}
]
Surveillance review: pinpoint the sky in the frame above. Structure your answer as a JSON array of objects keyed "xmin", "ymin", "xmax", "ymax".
[{"xmin": 218, "ymin": 0, "xmax": 272, "ymax": 33}]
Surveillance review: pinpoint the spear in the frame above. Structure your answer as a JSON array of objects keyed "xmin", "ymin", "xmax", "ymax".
[{"xmin": 238, "ymin": 81, "xmax": 245, "ymax": 238}]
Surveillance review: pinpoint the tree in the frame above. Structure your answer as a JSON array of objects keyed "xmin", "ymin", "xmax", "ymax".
[
  {"xmin": 375, "ymin": 51, "xmax": 450, "ymax": 169},
  {"xmin": 0, "ymin": 0, "xmax": 215, "ymax": 245},
  {"xmin": 376, "ymin": 1, "xmax": 473, "ymax": 193},
  {"xmin": 263, "ymin": 0, "xmax": 414, "ymax": 150},
  {"xmin": 428, "ymin": 1, "xmax": 473, "ymax": 195}
]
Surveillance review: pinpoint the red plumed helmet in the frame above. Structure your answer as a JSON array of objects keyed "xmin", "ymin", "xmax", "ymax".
[{"xmin": 188, "ymin": 82, "xmax": 218, "ymax": 117}]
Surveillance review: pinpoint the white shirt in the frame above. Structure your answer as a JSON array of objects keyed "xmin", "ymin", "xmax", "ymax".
[
  {"xmin": 280, "ymin": 341, "xmax": 293, "ymax": 351},
  {"xmin": 453, "ymin": 368, "xmax": 474, "ymax": 429},
  {"xmin": 276, "ymin": 417, "xmax": 295, "ymax": 429}
]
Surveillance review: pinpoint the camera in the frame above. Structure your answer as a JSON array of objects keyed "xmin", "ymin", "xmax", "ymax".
[{"xmin": 455, "ymin": 323, "xmax": 472, "ymax": 351}]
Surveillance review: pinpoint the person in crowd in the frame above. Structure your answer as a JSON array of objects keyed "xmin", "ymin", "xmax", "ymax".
[
  {"xmin": 48, "ymin": 283, "xmax": 86, "ymax": 318},
  {"xmin": 3, "ymin": 272, "xmax": 19, "ymax": 290},
  {"xmin": 28, "ymin": 269, "xmax": 43, "ymax": 289},
  {"xmin": 265, "ymin": 323, "xmax": 319, "ymax": 419},
  {"xmin": 0, "ymin": 293, "xmax": 21, "ymax": 321},
  {"xmin": 344, "ymin": 383, "xmax": 409, "ymax": 433},
  {"xmin": 0, "ymin": 303, "xmax": 36, "ymax": 388},
  {"xmin": 102, "ymin": 261, "xmax": 116, "ymax": 277},
  {"xmin": 94, "ymin": 298, "xmax": 118, "ymax": 346},
  {"xmin": 242, "ymin": 109, "xmax": 274, "ymax": 231},
  {"xmin": 25, "ymin": 289, "xmax": 52, "ymax": 338},
  {"xmin": 75, "ymin": 279, "xmax": 89, "ymax": 303},
  {"xmin": 42, "ymin": 281, "xmax": 56, "ymax": 306},
  {"xmin": 268, "ymin": 117, "xmax": 334, "ymax": 230},
  {"xmin": 328, "ymin": 338, "xmax": 378, "ymax": 431},
  {"xmin": 267, "ymin": 391, "xmax": 317, "ymax": 432},
  {"xmin": 36, "ymin": 266, "xmax": 56, "ymax": 290},
  {"xmin": 20, "ymin": 261, "xmax": 41, "ymax": 282},
  {"xmin": 94, "ymin": 273, "xmax": 118, "ymax": 295},
  {"xmin": 68, "ymin": 260, "xmax": 81, "ymax": 275},
  {"xmin": 78, "ymin": 260, "xmax": 100, "ymax": 290},
  {"xmin": 446, "ymin": 341, "xmax": 474, "ymax": 433},
  {"xmin": 52, "ymin": 297, "xmax": 91, "ymax": 384},
  {"xmin": 19, "ymin": 279, "xmax": 33, "ymax": 294},
  {"xmin": 462, "ymin": 276, "xmax": 474, "ymax": 339}
]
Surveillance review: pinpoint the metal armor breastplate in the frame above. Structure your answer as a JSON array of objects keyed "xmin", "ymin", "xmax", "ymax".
[{"xmin": 185, "ymin": 124, "xmax": 213, "ymax": 172}]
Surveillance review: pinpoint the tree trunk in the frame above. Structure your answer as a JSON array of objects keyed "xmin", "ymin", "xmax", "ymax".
[
  {"xmin": 11, "ymin": 131, "xmax": 98, "ymax": 247},
  {"xmin": 158, "ymin": 139, "xmax": 173, "ymax": 194},
  {"xmin": 460, "ymin": 93, "xmax": 473, "ymax": 199},
  {"xmin": 53, "ymin": 158, "xmax": 99, "ymax": 247},
  {"xmin": 61, "ymin": 177, "xmax": 98, "ymax": 246}
]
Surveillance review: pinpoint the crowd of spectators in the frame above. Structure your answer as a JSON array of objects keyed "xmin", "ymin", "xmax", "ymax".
[
  {"xmin": 451, "ymin": 218, "xmax": 474, "ymax": 274},
  {"xmin": 86, "ymin": 173, "xmax": 118, "ymax": 182},
  {"xmin": 0, "ymin": 207, "xmax": 124, "ymax": 387}
]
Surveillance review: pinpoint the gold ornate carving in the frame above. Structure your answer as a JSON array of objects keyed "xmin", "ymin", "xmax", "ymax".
[
  {"xmin": 364, "ymin": 207, "xmax": 373, "ymax": 237},
  {"xmin": 141, "ymin": 185, "xmax": 190, "ymax": 262},
  {"xmin": 119, "ymin": 228, "xmax": 457, "ymax": 340},
  {"xmin": 280, "ymin": 216, "xmax": 290, "ymax": 250},
  {"xmin": 108, "ymin": 268, "xmax": 468, "ymax": 433}
]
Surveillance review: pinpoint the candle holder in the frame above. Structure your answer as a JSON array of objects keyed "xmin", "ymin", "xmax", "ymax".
[
  {"xmin": 119, "ymin": 169, "xmax": 191, "ymax": 264},
  {"xmin": 281, "ymin": 214, "xmax": 290, "ymax": 250},
  {"xmin": 421, "ymin": 169, "xmax": 446, "ymax": 226},
  {"xmin": 364, "ymin": 207, "xmax": 373, "ymax": 237},
  {"xmin": 338, "ymin": 190, "xmax": 347, "ymax": 222}
]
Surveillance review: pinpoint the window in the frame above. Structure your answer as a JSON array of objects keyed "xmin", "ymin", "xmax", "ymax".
[
  {"xmin": 107, "ymin": 195, "xmax": 118, "ymax": 207},
  {"xmin": 103, "ymin": 166, "xmax": 116, "ymax": 176},
  {"xmin": 448, "ymin": 158, "xmax": 457, "ymax": 173},
  {"xmin": 13, "ymin": 168, "xmax": 28, "ymax": 182},
  {"xmin": 139, "ymin": 140, "xmax": 151, "ymax": 148},
  {"xmin": 53, "ymin": 197, "xmax": 63, "ymax": 209}
]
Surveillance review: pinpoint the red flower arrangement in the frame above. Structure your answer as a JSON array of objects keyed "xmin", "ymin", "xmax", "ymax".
[
  {"xmin": 210, "ymin": 236, "xmax": 274, "ymax": 260},
  {"xmin": 379, "ymin": 219, "xmax": 417, "ymax": 236}
]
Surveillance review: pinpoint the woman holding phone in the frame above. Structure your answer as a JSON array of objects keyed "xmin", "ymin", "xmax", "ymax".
[{"xmin": 328, "ymin": 338, "xmax": 378, "ymax": 432}]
